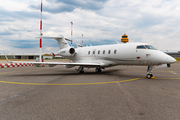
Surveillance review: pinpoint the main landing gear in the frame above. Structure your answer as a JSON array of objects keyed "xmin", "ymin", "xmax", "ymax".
[
  {"xmin": 95, "ymin": 67, "xmax": 105, "ymax": 73},
  {"xmin": 95, "ymin": 67, "xmax": 102, "ymax": 73},
  {"xmin": 145, "ymin": 66, "xmax": 155, "ymax": 79},
  {"xmin": 76, "ymin": 67, "xmax": 104, "ymax": 74},
  {"xmin": 76, "ymin": 66, "xmax": 84, "ymax": 74}
]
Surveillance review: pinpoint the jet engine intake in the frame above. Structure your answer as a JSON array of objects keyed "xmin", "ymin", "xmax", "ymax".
[{"xmin": 59, "ymin": 47, "xmax": 75, "ymax": 57}]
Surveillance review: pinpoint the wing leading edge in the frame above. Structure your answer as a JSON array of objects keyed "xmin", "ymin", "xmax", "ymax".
[{"xmin": 9, "ymin": 61, "xmax": 101, "ymax": 67}]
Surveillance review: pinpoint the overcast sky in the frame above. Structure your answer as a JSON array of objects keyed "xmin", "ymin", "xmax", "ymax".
[{"xmin": 0, "ymin": 0, "xmax": 180, "ymax": 54}]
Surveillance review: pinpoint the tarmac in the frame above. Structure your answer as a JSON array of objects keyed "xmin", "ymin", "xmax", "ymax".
[{"xmin": 0, "ymin": 60, "xmax": 180, "ymax": 120}]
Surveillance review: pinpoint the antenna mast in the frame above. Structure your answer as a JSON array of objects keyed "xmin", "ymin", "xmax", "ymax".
[
  {"xmin": 39, "ymin": 0, "xmax": 43, "ymax": 62},
  {"xmin": 70, "ymin": 21, "xmax": 73, "ymax": 47},
  {"xmin": 82, "ymin": 34, "xmax": 83, "ymax": 47}
]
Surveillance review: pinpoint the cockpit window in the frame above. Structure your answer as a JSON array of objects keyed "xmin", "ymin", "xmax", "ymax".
[
  {"xmin": 145, "ymin": 45, "xmax": 157, "ymax": 50},
  {"xmin": 137, "ymin": 45, "xmax": 146, "ymax": 49},
  {"xmin": 137, "ymin": 45, "xmax": 157, "ymax": 50}
]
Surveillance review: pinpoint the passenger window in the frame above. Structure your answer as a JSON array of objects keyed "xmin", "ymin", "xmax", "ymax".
[
  {"xmin": 88, "ymin": 51, "xmax": 90, "ymax": 54},
  {"xmin": 103, "ymin": 50, "xmax": 105, "ymax": 54},
  {"xmin": 108, "ymin": 50, "xmax": 111, "ymax": 54},
  {"xmin": 114, "ymin": 50, "xmax": 117, "ymax": 54},
  {"xmin": 98, "ymin": 50, "xmax": 100, "ymax": 54},
  {"xmin": 137, "ymin": 45, "xmax": 146, "ymax": 49}
]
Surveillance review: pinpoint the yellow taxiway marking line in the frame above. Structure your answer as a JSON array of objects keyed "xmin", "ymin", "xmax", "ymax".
[
  {"xmin": 155, "ymin": 78, "xmax": 180, "ymax": 80},
  {"xmin": 1, "ymin": 78, "xmax": 180, "ymax": 86},
  {"xmin": 0, "ymin": 70, "xmax": 180, "ymax": 85},
  {"xmin": 0, "ymin": 77, "xmax": 180, "ymax": 86},
  {"xmin": 168, "ymin": 71, "xmax": 177, "ymax": 74},
  {"xmin": 0, "ymin": 78, "xmax": 140, "ymax": 86}
]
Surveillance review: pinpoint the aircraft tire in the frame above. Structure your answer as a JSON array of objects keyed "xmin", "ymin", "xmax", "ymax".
[
  {"xmin": 77, "ymin": 70, "xmax": 81, "ymax": 74},
  {"xmin": 95, "ymin": 68, "xmax": 101, "ymax": 73},
  {"xmin": 147, "ymin": 74, "xmax": 153, "ymax": 79},
  {"xmin": 95, "ymin": 68, "xmax": 99, "ymax": 72}
]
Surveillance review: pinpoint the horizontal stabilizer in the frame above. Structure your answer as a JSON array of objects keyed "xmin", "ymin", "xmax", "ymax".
[
  {"xmin": 36, "ymin": 36, "xmax": 70, "ymax": 42},
  {"xmin": 36, "ymin": 35, "xmax": 71, "ymax": 49}
]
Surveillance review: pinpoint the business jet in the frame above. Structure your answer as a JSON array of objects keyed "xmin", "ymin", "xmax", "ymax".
[
  {"xmin": 5, "ymin": 35, "xmax": 176, "ymax": 79},
  {"xmin": 51, "ymin": 52, "xmax": 63, "ymax": 58}
]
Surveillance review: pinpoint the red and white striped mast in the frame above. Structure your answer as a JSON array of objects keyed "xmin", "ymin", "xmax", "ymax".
[
  {"xmin": 82, "ymin": 34, "xmax": 83, "ymax": 47},
  {"xmin": 70, "ymin": 21, "xmax": 73, "ymax": 46},
  {"xmin": 39, "ymin": 0, "xmax": 43, "ymax": 62}
]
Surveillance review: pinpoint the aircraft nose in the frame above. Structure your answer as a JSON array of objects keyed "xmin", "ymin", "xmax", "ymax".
[{"xmin": 167, "ymin": 56, "xmax": 176, "ymax": 63}]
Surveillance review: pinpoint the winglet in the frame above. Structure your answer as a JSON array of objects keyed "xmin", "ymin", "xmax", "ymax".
[{"xmin": 3, "ymin": 52, "xmax": 12, "ymax": 63}]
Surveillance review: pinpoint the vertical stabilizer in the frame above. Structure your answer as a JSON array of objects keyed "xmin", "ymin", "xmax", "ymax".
[{"xmin": 55, "ymin": 36, "xmax": 70, "ymax": 49}]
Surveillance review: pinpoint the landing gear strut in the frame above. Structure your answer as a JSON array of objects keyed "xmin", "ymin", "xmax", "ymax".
[
  {"xmin": 76, "ymin": 66, "xmax": 84, "ymax": 74},
  {"xmin": 95, "ymin": 67, "xmax": 102, "ymax": 73},
  {"xmin": 146, "ymin": 66, "xmax": 155, "ymax": 79}
]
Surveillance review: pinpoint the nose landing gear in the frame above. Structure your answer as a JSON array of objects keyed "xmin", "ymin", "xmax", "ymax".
[{"xmin": 145, "ymin": 66, "xmax": 155, "ymax": 79}]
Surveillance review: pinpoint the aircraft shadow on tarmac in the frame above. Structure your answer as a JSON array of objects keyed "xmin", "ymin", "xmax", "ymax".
[{"xmin": 8, "ymin": 69, "xmax": 143, "ymax": 78}]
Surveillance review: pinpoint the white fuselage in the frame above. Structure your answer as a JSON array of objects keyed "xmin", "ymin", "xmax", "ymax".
[{"xmin": 58, "ymin": 43, "xmax": 176, "ymax": 68}]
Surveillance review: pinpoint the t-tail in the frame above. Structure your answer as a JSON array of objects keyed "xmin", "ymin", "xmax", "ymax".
[
  {"xmin": 41, "ymin": 35, "xmax": 75, "ymax": 57},
  {"xmin": 41, "ymin": 35, "xmax": 69, "ymax": 49}
]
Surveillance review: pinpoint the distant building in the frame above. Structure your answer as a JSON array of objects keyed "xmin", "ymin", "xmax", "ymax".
[
  {"xmin": 43, "ymin": 54, "xmax": 53, "ymax": 59},
  {"xmin": 0, "ymin": 53, "xmax": 52, "ymax": 59},
  {"xmin": 163, "ymin": 51, "xmax": 180, "ymax": 58}
]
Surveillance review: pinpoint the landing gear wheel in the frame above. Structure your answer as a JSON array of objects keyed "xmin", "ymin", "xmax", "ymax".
[
  {"xmin": 81, "ymin": 70, "xmax": 84, "ymax": 74},
  {"xmin": 146, "ymin": 74, "xmax": 153, "ymax": 79},
  {"xmin": 77, "ymin": 70, "xmax": 81, "ymax": 74},
  {"xmin": 95, "ymin": 68, "xmax": 99, "ymax": 72},
  {"xmin": 77, "ymin": 66, "xmax": 84, "ymax": 74},
  {"xmin": 95, "ymin": 68, "xmax": 102, "ymax": 73}
]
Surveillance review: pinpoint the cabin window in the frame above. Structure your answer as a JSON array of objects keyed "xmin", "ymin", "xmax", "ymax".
[
  {"xmin": 98, "ymin": 50, "xmax": 100, "ymax": 54},
  {"xmin": 114, "ymin": 50, "xmax": 117, "ymax": 54},
  {"xmin": 108, "ymin": 50, "xmax": 111, "ymax": 54},
  {"xmin": 88, "ymin": 51, "xmax": 90, "ymax": 55},
  {"xmin": 93, "ymin": 51, "xmax": 95, "ymax": 54},
  {"xmin": 137, "ymin": 45, "xmax": 146, "ymax": 49},
  {"xmin": 103, "ymin": 50, "xmax": 105, "ymax": 54},
  {"xmin": 145, "ymin": 45, "xmax": 157, "ymax": 50}
]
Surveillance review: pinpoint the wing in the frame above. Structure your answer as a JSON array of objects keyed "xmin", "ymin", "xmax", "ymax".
[
  {"xmin": 15, "ymin": 61, "xmax": 100, "ymax": 66},
  {"xmin": 4, "ymin": 52, "xmax": 100, "ymax": 67},
  {"xmin": 9, "ymin": 61, "xmax": 100, "ymax": 67}
]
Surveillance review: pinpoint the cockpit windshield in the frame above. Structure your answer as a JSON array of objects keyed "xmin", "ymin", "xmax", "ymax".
[
  {"xmin": 137, "ymin": 45, "xmax": 146, "ymax": 49},
  {"xmin": 136, "ymin": 45, "xmax": 157, "ymax": 50},
  {"xmin": 145, "ymin": 45, "xmax": 157, "ymax": 50}
]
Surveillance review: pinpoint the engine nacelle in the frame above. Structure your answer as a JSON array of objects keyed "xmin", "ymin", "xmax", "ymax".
[{"xmin": 59, "ymin": 47, "xmax": 75, "ymax": 57}]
